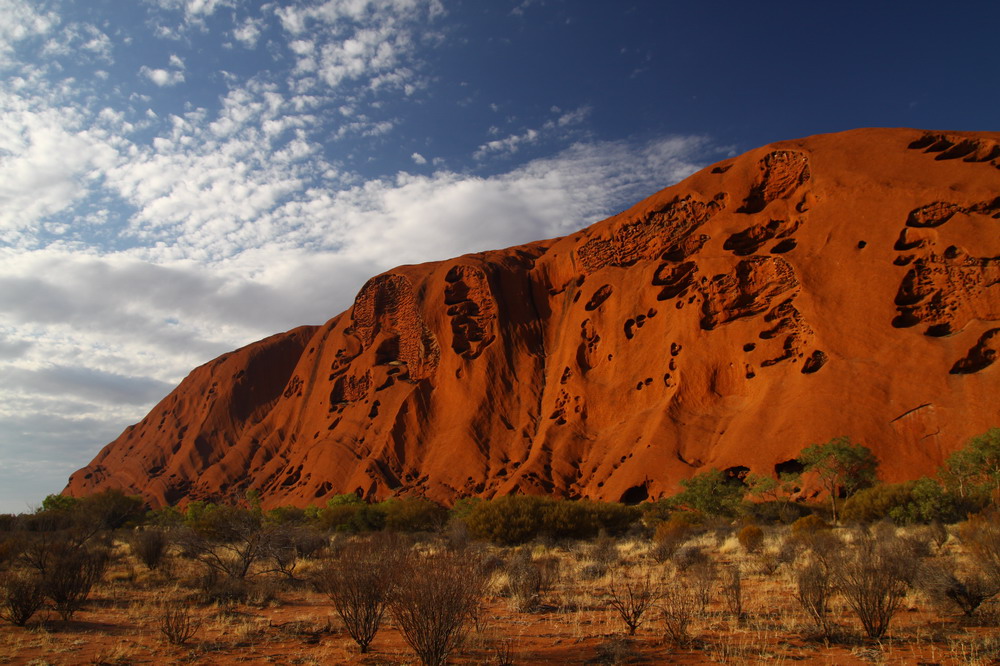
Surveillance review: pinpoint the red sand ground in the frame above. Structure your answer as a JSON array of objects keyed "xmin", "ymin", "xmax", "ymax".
[{"xmin": 65, "ymin": 128, "xmax": 1000, "ymax": 510}]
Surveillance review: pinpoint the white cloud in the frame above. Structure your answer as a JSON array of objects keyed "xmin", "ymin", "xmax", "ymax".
[
  {"xmin": 232, "ymin": 17, "xmax": 262, "ymax": 48},
  {"xmin": 474, "ymin": 106, "xmax": 591, "ymax": 160},
  {"xmin": 0, "ymin": 0, "xmax": 57, "ymax": 65},
  {"xmin": 0, "ymin": 97, "xmax": 121, "ymax": 233},
  {"xmin": 474, "ymin": 128, "xmax": 539, "ymax": 159},
  {"xmin": 411, "ymin": 152, "xmax": 426, "ymax": 165},
  {"xmin": 277, "ymin": 0, "xmax": 442, "ymax": 97},
  {"xmin": 140, "ymin": 65, "xmax": 185, "ymax": 86}
]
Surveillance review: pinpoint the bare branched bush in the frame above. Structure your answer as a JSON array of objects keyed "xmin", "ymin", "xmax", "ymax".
[
  {"xmin": 535, "ymin": 555, "xmax": 561, "ymax": 594},
  {"xmin": 490, "ymin": 635, "xmax": 516, "ymax": 666},
  {"xmin": 22, "ymin": 534, "xmax": 110, "ymax": 621},
  {"xmin": 651, "ymin": 517, "xmax": 694, "ymax": 563},
  {"xmin": 158, "ymin": 606, "xmax": 200, "ymax": 645},
  {"xmin": 314, "ymin": 534, "xmax": 404, "ymax": 653},
  {"xmin": 721, "ymin": 564, "xmax": 742, "ymax": 620},
  {"xmin": 506, "ymin": 556, "xmax": 542, "ymax": 612},
  {"xmin": 0, "ymin": 571, "xmax": 45, "ymax": 626},
  {"xmin": 688, "ymin": 559, "xmax": 716, "ymax": 614},
  {"xmin": 659, "ymin": 578, "xmax": 698, "ymax": 646},
  {"xmin": 129, "ymin": 529, "xmax": 169, "ymax": 571},
  {"xmin": 918, "ymin": 560, "xmax": 1000, "ymax": 617},
  {"xmin": 959, "ymin": 512, "xmax": 1000, "ymax": 584},
  {"xmin": 673, "ymin": 544, "xmax": 708, "ymax": 572},
  {"xmin": 795, "ymin": 560, "xmax": 833, "ymax": 636},
  {"xmin": 926, "ymin": 520, "xmax": 949, "ymax": 551},
  {"xmin": 607, "ymin": 569, "xmax": 662, "ymax": 635},
  {"xmin": 176, "ymin": 507, "xmax": 276, "ymax": 580},
  {"xmin": 588, "ymin": 534, "xmax": 620, "ymax": 576},
  {"xmin": 194, "ymin": 566, "xmax": 252, "ymax": 605},
  {"xmin": 390, "ymin": 550, "xmax": 488, "ymax": 666},
  {"xmin": 832, "ymin": 530, "xmax": 918, "ymax": 638}
]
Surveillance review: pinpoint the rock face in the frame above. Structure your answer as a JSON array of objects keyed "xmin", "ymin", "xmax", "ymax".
[{"xmin": 65, "ymin": 128, "xmax": 1000, "ymax": 509}]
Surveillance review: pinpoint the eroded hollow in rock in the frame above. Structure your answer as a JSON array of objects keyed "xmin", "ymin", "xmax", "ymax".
[{"xmin": 619, "ymin": 484, "xmax": 649, "ymax": 505}]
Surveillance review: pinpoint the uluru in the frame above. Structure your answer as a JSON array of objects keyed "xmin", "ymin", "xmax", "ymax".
[{"xmin": 64, "ymin": 128, "xmax": 1000, "ymax": 509}]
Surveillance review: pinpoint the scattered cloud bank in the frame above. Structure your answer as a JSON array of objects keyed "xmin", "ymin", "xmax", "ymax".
[{"xmin": 0, "ymin": 0, "xmax": 718, "ymax": 512}]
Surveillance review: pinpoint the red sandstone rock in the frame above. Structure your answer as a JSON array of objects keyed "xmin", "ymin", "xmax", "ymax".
[{"xmin": 65, "ymin": 128, "xmax": 1000, "ymax": 508}]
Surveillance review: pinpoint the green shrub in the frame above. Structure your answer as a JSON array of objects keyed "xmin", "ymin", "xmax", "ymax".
[
  {"xmin": 463, "ymin": 496, "xmax": 548, "ymax": 545},
  {"xmin": 842, "ymin": 478, "xmax": 963, "ymax": 524},
  {"xmin": 462, "ymin": 496, "xmax": 640, "ymax": 545},
  {"xmin": 381, "ymin": 498, "xmax": 448, "ymax": 533}
]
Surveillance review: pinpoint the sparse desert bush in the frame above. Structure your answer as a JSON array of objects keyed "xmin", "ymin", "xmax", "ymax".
[
  {"xmin": 0, "ymin": 570, "xmax": 45, "ymax": 626},
  {"xmin": 659, "ymin": 577, "xmax": 698, "ymax": 646},
  {"xmin": 505, "ymin": 548, "xmax": 542, "ymax": 612},
  {"xmin": 651, "ymin": 514, "xmax": 697, "ymax": 563},
  {"xmin": 313, "ymin": 533, "xmax": 405, "ymax": 653},
  {"xmin": 795, "ymin": 559, "xmax": 834, "ymax": 636},
  {"xmin": 0, "ymin": 533, "xmax": 24, "ymax": 568},
  {"xmin": 607, "ymin": 569, "xmax": 662, "ymax": 635},
  {"xmin": 535, "ymin": 554, "xmax": 561, "ymax": 593},
  {"xmin": 832, "ymin": 529, "xmax": 919, "ymax": 638},
  {"xmin": 918, "ymin": 559, "xmax": 1000, "ymax": 617},
  {"xmin": 390, "ymin": 549, "xmax": 489, "ymax": 666},
  {"xmin": 381, "ymin": 497, "xmax": 449, "ymax": 533},
  {"xmin": 687, "ymin": 559, "xmax": 716, "ymax": 614},
  {"xmin": 958, "ymin": 510, "xmax": 1000, "ymax": 582},
  {"xmin": 129, "ymin": 528, "xmax": 169, "ymax": 570},
  {"xmin": 158, "ymin": 606, "xmax": 200, "ymax": 645},
  {"xmin": 177, "ymin": 504, "xmax": 289, "ymax": 580},
  {"xmin": 673, "ymin": 544, "xmax": 708, "ymax": 572},
  {"xmin": 589, "ymin": 533, "xmax": 620, "ymax": 573},
  {"xmin": 721, "ymin": 564, "xmax": 742, "ymax": 619},
  {"xmin": 42, "ymin": 544, "xmax": 110, "ymax": 620}
]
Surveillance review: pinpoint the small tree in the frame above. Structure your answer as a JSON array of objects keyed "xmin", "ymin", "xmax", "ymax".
[
  {"xmin": 941, "ymin": 428, "xmax": 1000, "ymax": 507},
  {"xmin": 746, "ymin": 471, "xmax": 801, "ymax": 522},
  {"xmin": 798, "ymin": 437, "xmax": 878, "ymax": 523},
  {"xmin": 673, "ymin": 469, "xmax": 745, "ymax": 517}
]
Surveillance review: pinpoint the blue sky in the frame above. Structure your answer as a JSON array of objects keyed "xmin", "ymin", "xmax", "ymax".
[{"xmin": 1, "ymin": 0, "xmax": 998, "ymax": 513}]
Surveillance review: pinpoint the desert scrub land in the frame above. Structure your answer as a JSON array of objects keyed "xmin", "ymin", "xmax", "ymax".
[
  {"xmin": 2, "ymin": 431, "xmax": 1000, "ymax": 664},
  {"xmin": 1, "ymin": 504, "xmax": 1000, "ymax": 664}
]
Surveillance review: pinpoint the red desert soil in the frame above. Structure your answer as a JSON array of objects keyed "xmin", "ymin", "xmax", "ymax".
[{"xmin": 65, "ymin": 128, "xmax": 1000, "ymax": 509}]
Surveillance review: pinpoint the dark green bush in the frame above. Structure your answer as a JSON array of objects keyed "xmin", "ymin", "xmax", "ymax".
[
  {"xmin": 381, "ymin": 497, "xmax": 448, "ymax": 533},
  {"xmin": 462, "ymin": 496, "xmax": 640, "ymax": 545},
  {"xmin": 842, "ymin": 478, "xmax": 962, "ymax": 524},
  {"xmin": 463, "ymin": 496, "xmax": 548, "ymax": 545}
]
